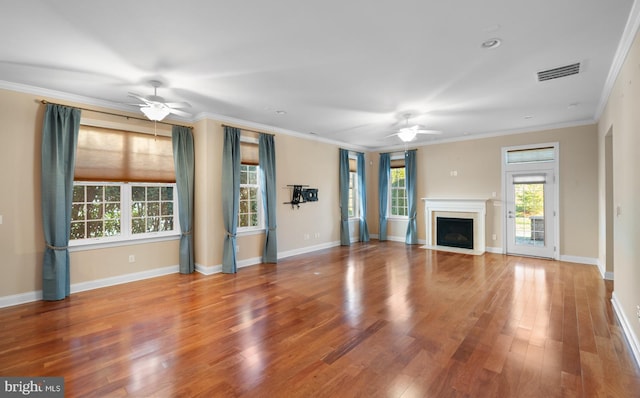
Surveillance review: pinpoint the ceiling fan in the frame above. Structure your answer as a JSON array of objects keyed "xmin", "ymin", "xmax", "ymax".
[
  {"xmin": 387, "ymin": 113, "xmax": 442, "ymax": 142},
  {"xmin": 128, "ymin": 80, "xmax": 191, "ymax": 121}
]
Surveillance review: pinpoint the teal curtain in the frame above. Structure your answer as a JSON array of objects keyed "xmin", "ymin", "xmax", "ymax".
[
  {"xmin": 259, "ymin": 134, "xmax": 277, "ymax": 263},
  {"xmin": 378, "ymin": 153, "xmax": 390, "ymax": 241},
  {"xmin": 356, "ymin": 152, "xmax": 369, "ymax": 242},
  {"xmin": 172, "ymin": 126, "xmax": 195, "ymax": 274},
  {"xmin": 405, "ymin": 149, "xmax": 418, "ymax": 244},
  {"xmin": 41, "ymin": 104, "xmax": 81, "ymax": 300},
  {"xmin": 222, "ymin": 126, "xmax": 241, "ymax": 273},
  {"xmin": 339, "ymin": 148, "xmax": 351, "ymax": 246}
]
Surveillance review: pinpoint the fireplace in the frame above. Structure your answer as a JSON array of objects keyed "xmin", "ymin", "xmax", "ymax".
[
  {"xmin": 423, "ymin": 198, "xmax": 487, "ymax": 254},
  {"xmin": 436, "ymin": 217, "xmax": 474, "ymax": 249}
]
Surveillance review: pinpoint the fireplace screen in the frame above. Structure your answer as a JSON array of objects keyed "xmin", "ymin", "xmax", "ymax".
[{"xmin": 436, "ymin": 217, "xmax": 474, "ymax": 249}]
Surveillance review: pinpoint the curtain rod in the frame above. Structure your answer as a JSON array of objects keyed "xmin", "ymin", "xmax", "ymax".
[
  {"xmin": 40, "ymin": 100, "xmax": 193, "ymax": 129},
  {"xmin": 221, "ymin": 124, "xmax": 274, "ymax": 136},
  {"xmin": 381, "ymin": 148, "xmax": 418, "ymax": 155}
]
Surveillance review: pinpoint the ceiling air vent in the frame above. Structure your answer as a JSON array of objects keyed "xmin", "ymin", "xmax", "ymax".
[{"xmin": 537, "ymin": 62, "xmax": 581, "ymax": 82}]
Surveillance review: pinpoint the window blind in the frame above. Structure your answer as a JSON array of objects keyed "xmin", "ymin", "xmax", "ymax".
[
  {"xmin": 390, "ymin": 158, "xmax": 405, "ymax": 169},
  {"xmin": 512, "ymin": 174, "xmax": 546, "ymax": 184},
  {"xmin": 75, "ymin": 125, "xmax": 175, "ymax": 183},
  {"xmin": 241, "ymin": 141, "xmax": 259, "ymax": 165},
  {"xmin": 506, "ymin": 147, "xmax": 555, "ymax": 164}
]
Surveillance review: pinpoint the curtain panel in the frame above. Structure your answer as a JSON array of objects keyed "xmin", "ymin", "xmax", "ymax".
[
  {"xmin": 222, "ymin": 126, "xmax": 241, "ymax": 273},
  {"xmin": 172, "ymin": 126, "xmax": 195, "ymax": 273},
  {"xmin": 40, "ymin": 104, "xmax": 81, "ymax": 300},
  {"xmin": 405, "ymin": 149, "xmax": 418, "ymax": 244},
  {"xmin": 356, "ymin": 152, "xmax": 369, "ymax": 242},
  {"xmin": 339, "ymin": 148, "xmax": 351, "ymax": 246},
  {"xmin": 259, "ymin": 134, "xmax": 278, "ymax": 263},
  {"xmin": 378, "ymin": 153, "xmax": 390, "ymax": 241}
]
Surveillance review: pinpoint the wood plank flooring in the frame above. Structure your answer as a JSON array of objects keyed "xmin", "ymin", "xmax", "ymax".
[{"xmin": 1, "ymin": 242, "xmax": 639, "ymax": 397}]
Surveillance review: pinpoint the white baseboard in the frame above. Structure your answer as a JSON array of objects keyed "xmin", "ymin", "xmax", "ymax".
[
  {"xmin": 559, "ymin": 254, "xmax": 599, "ymax": 266},
  {"xmin": 611, "ymin": 292, "xmax": 640, "ymax": 368},
  {"xmin": 0, "ymin": 265, "xmax": 179, "ymax": 309},
  {"xmin": 0, "ymin": 291, "xmax": 43, "ymax": 309},
  {"xmin": 71, "ymin": 265, "xmax": 179, "ymax": 294},
  {"xmin": 485, "ymin": 246, "xmax": 503, "ymax": 254},
  {"xmin": 195, "ymin": 243, "xmax": 342, "ymax": 276},
  {"xmin": 596, "ymin": 259, "xmax": 614, "ymax": 280},
  {"xmin": 278, "ymin": 241, "xmax": 341, "ymax": 259},
  {"xmin": 195, "ymin": 263, "xmax": 222, "ymax": 275}
]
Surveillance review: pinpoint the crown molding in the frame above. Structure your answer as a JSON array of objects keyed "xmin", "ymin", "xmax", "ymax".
[
  {"xmin": 595, "ymin": 0, "xmax": 640, "ymax": 119},
  {"xmin": 373, "ymin": 118, "xmax": 596, "ymax": 153},
  {"xmin": 0, "ymin": 79, "xmax": 191, "ymax": 124},
  {"xmin": 194, "ymin": 111, "xmax": 369, "ymax": 152}
]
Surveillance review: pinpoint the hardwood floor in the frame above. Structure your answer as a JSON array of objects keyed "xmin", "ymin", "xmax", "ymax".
[{"xmin": 1, "ymin": 242, "xmax": 639, "ymax": 397}]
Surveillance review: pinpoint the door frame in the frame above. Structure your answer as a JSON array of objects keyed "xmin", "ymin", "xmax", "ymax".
[{"xmin": 501, "ymin": 142, "xmax": 560, "ymax": 260}]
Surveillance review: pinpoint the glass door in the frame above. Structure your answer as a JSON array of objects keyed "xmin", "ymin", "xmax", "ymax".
[{"xmin": 506, "ymin": 170, "xmax": 555, "ymax": 258}]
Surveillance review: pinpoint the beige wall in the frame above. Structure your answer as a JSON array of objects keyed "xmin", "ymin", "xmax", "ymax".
[
  {"xmin": 0, "ymin": 89, "xmax": 181, "ymax": 298},
  {"xmin": 0, "ymin": 87, "xmax": 350, "ymax": 299},
  {"xmin": 598, "ymin": 25, "xmax": 640, "ymax": 351},
  {"xmin": 193, "ymin": 122, "xmax": 342, "ymax": 269},
  {"xmin": 367, "ymin": 124, "xmax": 599, "ymax": 259},
  {"xmin": 0, "ymin": 87, "xmax": 602, "ymax": 303}
]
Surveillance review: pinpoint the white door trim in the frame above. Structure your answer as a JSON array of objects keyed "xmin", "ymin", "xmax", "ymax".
[{"xmin": 501, "ymin": 143, "xmax": 560, "ymax": 260}]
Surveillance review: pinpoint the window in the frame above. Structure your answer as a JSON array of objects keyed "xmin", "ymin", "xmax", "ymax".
[
  {"xmin": 390, "ymin": 163, "xmax": 407, "ymax": 217},
  {"xmin": 70, "ymin": 124, "xmax": 179, "ymax": 246},
  {"xmin": 348, "ymin": 170, "xmax": 358, "ymax": 218},
  {"xmin": 71, "ymin": 182, "xmax": 178, "ymax": 243},
  {"xmin": 239, "ymin": 164, "xmax": 262, "ymax": 229},
  {"xmin": 347, "ymin": 156, "xmax": 359, "ymax": 218},
  {"xmin": 238, "ymin": 138, "xmax": 264, "ymax": 231}
]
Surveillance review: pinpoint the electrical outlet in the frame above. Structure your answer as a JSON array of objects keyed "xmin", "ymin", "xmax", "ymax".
[
  {"xmin": 492, "ymin": 234, "xmax": 497, "ymax": 241},
  {"xmin": 128, "ymin": 255, "xmax": 135, "ymax": 263},
  {"xmin": 636, "ymin": 305, "xmax": 640, "ymax": 321},
  {"xmin": 236, "ymin": 245, "xmax": 240, "ymax": 253},
  {"xmin": 304, "ymin": 233, "xmax": 310, "ymax": 240}
]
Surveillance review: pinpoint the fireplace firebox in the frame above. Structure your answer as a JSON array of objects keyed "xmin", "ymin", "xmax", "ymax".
[{"xmin": 436, "ymin": 217, "xmax": 474, "ymax": 249}]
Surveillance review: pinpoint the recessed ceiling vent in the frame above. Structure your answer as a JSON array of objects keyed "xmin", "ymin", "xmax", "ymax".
[{"xmin": 537, "ymin": 62, "xmax": 581, "ymax": 82}]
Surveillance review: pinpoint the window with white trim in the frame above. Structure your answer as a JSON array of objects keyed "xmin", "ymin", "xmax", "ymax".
[
  {"xmin": 71, "ymin": 182, "xmax": 178, "ymax": 243},
  {"xmin": 69, "ymin": 124, "xmax": 179, "ymax": 245},
  {"xmin": 348, "ymin": 156, "xmax": 359, "ymax": 218},
  {"xmin": 239, "ymin": 164, "xmax": 263, "ymax": 229},
  {"xmin": 238, "ymin": 138, "xmax": 264, "ymax": 231},
  {"xmin": 390, "ymin": 157, "xmax": 407, "ymax": 217}
]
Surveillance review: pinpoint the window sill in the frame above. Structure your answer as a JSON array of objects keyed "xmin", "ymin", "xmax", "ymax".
[
  {"xmin": 69, "ymin": 234, "xmax": 180, "ymax": 252},
  {"xmin": 388, "ymin": 216, "xmax": 409, "ymax": 221},
  {"xmin": 237, "ymin": 228, "xmax": 265, "ymax": 237}
]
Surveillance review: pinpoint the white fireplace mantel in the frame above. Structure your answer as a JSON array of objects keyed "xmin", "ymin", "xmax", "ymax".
[{"xmin": 422, "ymin": 198, "xmax": 488, "ymax": 254}]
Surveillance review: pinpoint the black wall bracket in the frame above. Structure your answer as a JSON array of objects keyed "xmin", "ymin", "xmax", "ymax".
[{"xmin": 284, "ymin": 185, "xmax": 318, "ymax": 208}]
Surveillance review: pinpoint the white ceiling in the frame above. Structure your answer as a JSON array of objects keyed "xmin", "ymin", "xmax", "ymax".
[{"xmin": 0, "ymin": 0, "xmax": 636, "ymax": 149}]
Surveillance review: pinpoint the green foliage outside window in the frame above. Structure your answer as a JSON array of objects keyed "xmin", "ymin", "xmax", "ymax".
[{"xmin": 390, "ymin": 168, "xmax": 407, "ymax": 216}]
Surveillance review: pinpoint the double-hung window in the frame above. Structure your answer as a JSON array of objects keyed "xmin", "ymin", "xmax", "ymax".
[
  {"xmin": 348, "ymin": 156, "xmax": 359, "ymax": 218},
  {"xmin": 238, "ymin": 137, "xmax": 264, "ymax": 231},
  {"xmin": 390, "ymin": 156, "xmax": 408, "ymax": 217},
  {"xmin": 69, "ymin": 125, "xmax": 179, "ymax": 246}
]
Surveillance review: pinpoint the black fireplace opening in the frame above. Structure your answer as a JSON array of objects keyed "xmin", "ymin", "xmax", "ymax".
[{"xmin": 436, "ymin": 217, "xmax": 474, "ymax": 249}]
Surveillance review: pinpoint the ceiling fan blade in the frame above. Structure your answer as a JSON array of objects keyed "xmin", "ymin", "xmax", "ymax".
[
  {"xmin": 164, "ymin": 101, "xmax": 192, "ymax": 109},
  {"xmin": 128, "ymin": 92, "xmax": 151, "ymax": 104},
  {"xmin": 168, "ymin": 108, "xmax": 192, "ymax": 118},
  {"xmin": 416, "ymin": 130, "xmax": 443, "ymax": 135}
]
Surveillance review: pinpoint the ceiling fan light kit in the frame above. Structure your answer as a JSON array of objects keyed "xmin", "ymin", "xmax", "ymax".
[
  {"xmin": 389, "ymin": 113, "xmax": 442, "ymax": 142},
  {"xmin": 129, "ymin": 80, "xmax": 192, "ymax": 121},
  {"xmin": 140, "ymin": 104, "xmax": 171, "ymax": 121},
  {"xmin": 397, "ymin": 126, "xmax": 418, "ymax": 142}
]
